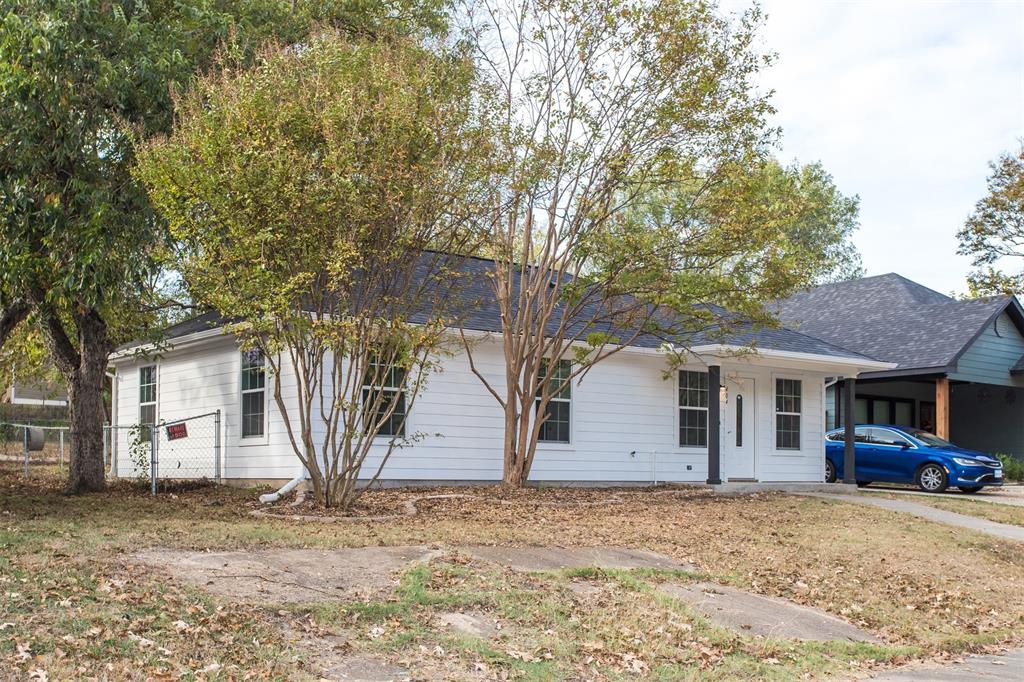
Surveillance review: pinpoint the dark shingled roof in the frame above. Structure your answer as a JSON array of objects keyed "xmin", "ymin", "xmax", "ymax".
[
  {"xmin": 1012, "ymin": 354, "xmax": 1024, "ymax": 375},
  {"xmin": 776, "ymin": 273, "xmax": 1023, "ymax": 376},
  {"xmin": 137, "ymin": 255, "xmax": 875, "ymax": 363}
]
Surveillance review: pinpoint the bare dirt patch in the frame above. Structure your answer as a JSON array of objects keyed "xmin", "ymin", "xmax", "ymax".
[{"xmin": 130, "ymin": 546, "xmax": 442, "ymax": 603}]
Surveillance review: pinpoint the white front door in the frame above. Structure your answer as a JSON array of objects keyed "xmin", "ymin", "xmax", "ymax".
[{"xmin": 723, "ymin": 377, "xmax": 755, "ymax": 480}]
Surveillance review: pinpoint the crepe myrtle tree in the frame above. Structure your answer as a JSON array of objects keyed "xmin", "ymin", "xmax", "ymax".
[
  {"xmin": 136, "ymin": 36, "xmax": 488, "ymax": 508},
  {"xmin": 958, "ymin": 143, "xmax": 1024, "ymax": 297},
  {"xmin": 0, "ymin": 0, "xmax": 441, "ymax": 495},
  {"xmin": 458, "ymin": 0, "xmax": 858, "ymax": 486}
]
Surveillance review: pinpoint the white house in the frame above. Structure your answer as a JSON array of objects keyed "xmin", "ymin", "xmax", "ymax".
[{"xmin": 109, "ymin": 301, "xmax": 890, "ymax": 487}]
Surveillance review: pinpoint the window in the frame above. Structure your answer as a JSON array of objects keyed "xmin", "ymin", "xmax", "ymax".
[
  {"xmin": 775, "ymin": 378, "xmax": 801, "ymax": 450},
  {"xmin": 735, "ymin": 394, "xmax": 743, "ymax": 447},
  {"xmin": 536, "ymin": 359, "xmax": 571, "ymax": 443},
  {"xmin": 139, "ymin": 366, "xmax": 157, "ymax": 437},
  {"xmin": 827, "ymin": 427, "xmax": 870, "ymax": 442},
  {"xmin": 241, "ymin": 350, "xmax": 266, "ymax": 438},
  {"xmin": 868, "ymin": 428, "xmax": 912, "ymax": 448},
  {"xmin": 362, "ymin": 357, "xmax": 406, "ymax": 437},
  {"xmin": 678, "ymin": 370, "xmax": 708, "ymax": 447}
]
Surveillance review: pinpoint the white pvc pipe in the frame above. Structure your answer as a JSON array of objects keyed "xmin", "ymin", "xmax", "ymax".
[{"xmin": 259, "ymin": 468, "xmax": 306, "ymax": 504}]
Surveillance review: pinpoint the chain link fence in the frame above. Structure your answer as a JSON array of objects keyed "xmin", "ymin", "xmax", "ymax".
[
  {"xmin": 3, "ymin": 411, "xmax": 221, "ymax": 495},
  {"xmin": 112, "ymin": 411, "xmax": 222, "ymax": 493},
  {"xmin": 0, "ymin": 421, "xmax": 73, "ymax": 476}
]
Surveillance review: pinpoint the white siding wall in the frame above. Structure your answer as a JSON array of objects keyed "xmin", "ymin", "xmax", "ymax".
[{"xmin": 111, "ymin": 335, "xmax": 832, "ymax": 483}]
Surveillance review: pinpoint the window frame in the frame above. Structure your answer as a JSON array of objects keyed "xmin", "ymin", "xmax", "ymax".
[
  {"xmin": 774, "ymin": 376, "xmax": 803, "ymax": 452},
  {"xmin": 536, "ymin": 358, "xmax": 572, "ymax": 445},
  {"xmin": 677, "ymin": 369, "xmax": 709, "ymax": 449},
  {"xmin": 362, "ymin": 358, "xmax": 408, "ymax": 440},
  {"xmin": 239, "ymin": 349, "xmax": 268, "ymax": 442},
  {"xmin": 138, "ymin": 364, "xmax": 158, "ymax": 439}
]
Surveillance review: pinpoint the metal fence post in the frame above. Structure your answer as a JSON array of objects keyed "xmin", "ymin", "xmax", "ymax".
[
  {"xmin": 22, "ymin": 425, "xmax": 29, "ymax": 477},
  {"xmin": 59, "ymin": 430, "xmax": 65, "ymax": 473},
  {"xmin": 214, "ymin": 409, "xmax": 222, "ymax": 482},
  {"xmin": 150, "ymin": 426, "xmax": 158, "ymax": 496}
]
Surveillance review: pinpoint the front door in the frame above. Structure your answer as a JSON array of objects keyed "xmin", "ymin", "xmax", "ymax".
[{"xmin": 723, "ymin": 377, "xmax": 755, "ymax": 480}]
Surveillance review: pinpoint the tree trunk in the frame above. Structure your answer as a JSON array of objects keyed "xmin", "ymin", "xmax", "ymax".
[
  {"xmin": 37, "ymin": 304, "xmax": 110, "ymax": 494},
  {"xmin": 502, "ymin": 399, "xmax": 531, "ymax": 487},
  {"xmin": 65, "ymin": 355, "xmax": 108, "ymax": 493}
]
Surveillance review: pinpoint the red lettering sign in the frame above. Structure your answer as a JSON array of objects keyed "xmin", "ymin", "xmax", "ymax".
[{"xmin": 166, "ymin": 423, "xmax": 188, "ymax": 440}]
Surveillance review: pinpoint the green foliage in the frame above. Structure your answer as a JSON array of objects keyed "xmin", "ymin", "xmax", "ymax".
[
  {"xmin": 622, "ymin": 158, "xmax": 863, "ymax": 334},
  {"xmin": 0, "ymin": 0, "xmax": 444, "ymax": 345},
  {"xmin": 136, "ymin": 33, "xmax": 483, "ymax": 330},
  {"xmin": 958, "ymin": 144, "xmax": 1024, "ymax": 297},
  {"xmin": 996, "ymin": 453, "xmax": 1024, "ymax": 482},
  {"xmin": 126, "ymin": 424, "xmax": 152, "ymax": 485}
]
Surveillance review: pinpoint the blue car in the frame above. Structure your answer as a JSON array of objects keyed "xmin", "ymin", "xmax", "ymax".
[{"xmin": 824, "ymin": 425, "xmax": 1004, "ymax": 493}]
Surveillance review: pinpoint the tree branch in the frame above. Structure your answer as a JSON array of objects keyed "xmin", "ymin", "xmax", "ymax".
[{"xmin": 0, "ymin": 302, "xmax": 29, "ymax": 349}]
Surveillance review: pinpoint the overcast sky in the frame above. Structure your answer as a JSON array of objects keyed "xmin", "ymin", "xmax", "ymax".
[{"xmin": 719, "ymin": 0, "xmax": 1024, "ymax": 295}]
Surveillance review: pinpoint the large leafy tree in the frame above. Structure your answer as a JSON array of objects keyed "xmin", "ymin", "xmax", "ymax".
[
  {"xmin": 958, "ymin": 143, "xmax": 1024, "ymax": 297},
  {"xmin": 0, "ymin": 0, "xmax": 442, "ymax": 494},
  {"xmin": 136, "ymin": 35, "xmax": 488, "ymax": 509},
  {"xmin": 458, "ymin": 0, "xmax": 863, "ymax": 486}
]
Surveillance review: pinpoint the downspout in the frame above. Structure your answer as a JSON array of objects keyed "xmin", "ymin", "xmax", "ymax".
[
  {"xmin": 259, "ymin": 467, "xmax": 306, "ymax": 504},
  {"xmin": 106, "ymin": 370, "xmax": 117, "ymax": 477}
]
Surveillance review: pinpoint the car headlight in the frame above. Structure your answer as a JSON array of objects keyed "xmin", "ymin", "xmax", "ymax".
[{"xmin": 952, "ymin": 457, "xmax": 983, "ymax": 467}]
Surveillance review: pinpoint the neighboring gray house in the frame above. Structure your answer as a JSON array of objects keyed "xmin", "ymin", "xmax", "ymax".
[
  {"xmin": 1, "ymin": 373, "xmax": 67, "ymax": 407},
  {"xmin": 779, "ymin": 274, "xmax": 1024, "ymax": 460}
]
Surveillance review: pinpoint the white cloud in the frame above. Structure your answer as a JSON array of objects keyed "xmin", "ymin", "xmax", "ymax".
[{"xmin": 721, "ymin": 0, "xmax": 1024, "ymax": 294}]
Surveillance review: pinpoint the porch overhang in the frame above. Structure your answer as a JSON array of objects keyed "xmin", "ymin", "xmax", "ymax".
[{"xmin": 682, "ymin": 344, "xmax": 896, "ymax": 375}]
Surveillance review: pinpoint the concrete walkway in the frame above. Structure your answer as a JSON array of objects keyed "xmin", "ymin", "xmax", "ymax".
[
  {"xmin": 861, "ymin": 485, "xmax": 1024, "ymax": 508},
  {"xmin": 798, "ymin": 492, "xmax": 1024, "ymax": 542},
  {"xmin": 867, "ymin": 649, "xmax": 1024, "ymax": 681}
]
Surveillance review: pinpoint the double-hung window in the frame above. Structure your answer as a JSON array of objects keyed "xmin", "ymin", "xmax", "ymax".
[
  {"xmin": 536, "ymin": 359, "xmax": 571, "ymax": 443},
  {"xmin": 678, "ymin": 370, "xmax": 708, "ymax": 447},
  {"xmin": 139, "ymin": 366, "xmax": 157, "ymax": 438},
  {"xmin": 241, "ymin": 350, "xmax": 266, "ymax": 438},
  {"xmin": 775, "ymin": 378, "xmax": 802, "ymax": 450},
  {"xmin": 362, "ymin": 357, "xmax": 406, "ymax": 438}
]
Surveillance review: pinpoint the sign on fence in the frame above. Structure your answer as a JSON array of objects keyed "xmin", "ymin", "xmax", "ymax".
[{"xmin": 166, "ymin": 423, "xmax": 188, "ymax": 440}]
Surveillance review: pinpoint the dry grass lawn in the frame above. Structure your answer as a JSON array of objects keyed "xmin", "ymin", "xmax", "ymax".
[{"xmin": 2, "ymin": 469, "xmax": 1023, "ymax": 680}]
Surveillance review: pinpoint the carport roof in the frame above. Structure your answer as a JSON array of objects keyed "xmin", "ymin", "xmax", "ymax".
[{"xmin": 776, "ymin": 273, "xmax": 1024, "ymax": 378}]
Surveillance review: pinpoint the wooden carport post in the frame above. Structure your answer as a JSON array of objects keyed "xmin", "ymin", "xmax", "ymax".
[{"xmin": 935, "ymin": 376, "xmax": 950, "ymax": 439}]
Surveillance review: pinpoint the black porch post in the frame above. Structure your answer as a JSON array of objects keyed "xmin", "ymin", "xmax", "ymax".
[
  {"xmin": 843, "ymin": 377, "xmax": 857, "ymax": 484},
  {"xmin": 707, "ymin": 364, "xmax": 722, "ymax": 485}
]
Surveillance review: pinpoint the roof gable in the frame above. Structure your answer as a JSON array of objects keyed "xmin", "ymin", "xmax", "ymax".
[{"xmin": 778, "ymin": 274, "xmax": 1024, "ymax": 374}]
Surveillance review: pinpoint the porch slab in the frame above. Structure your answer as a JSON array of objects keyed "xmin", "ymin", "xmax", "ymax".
[
  {"xmin": 660, "ymin": 582, "xmax": 880, "ymax": 643},
  {"xmin": 707, "ymin": 482, "xmax": 858, "ymax": 494}
]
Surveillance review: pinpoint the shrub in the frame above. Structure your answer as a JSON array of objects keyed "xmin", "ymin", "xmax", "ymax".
[{"xmin": 996, "ymin": 453, "xmax": 1024, "ymax": 482}]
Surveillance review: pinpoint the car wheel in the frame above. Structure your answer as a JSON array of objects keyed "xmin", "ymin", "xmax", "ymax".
[
  {"xmin": 856, "ymin": 481, "xmax": 871, "ymax": 488},
  {"xmin": 917, "ymin": 463, "xmax": 948, "ymax": 493},
  {"xmin": 825, "ymin": 459, "xmax": 837, "ymax": 483},
  {"xmin": 958, "ymin": 486, "xmax": 983, "ymax": 494}
]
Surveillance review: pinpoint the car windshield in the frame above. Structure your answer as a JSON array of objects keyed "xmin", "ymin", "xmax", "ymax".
[{"xmin": 902, "ymin": 428, "xmax": 952, "ymax": 447}]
